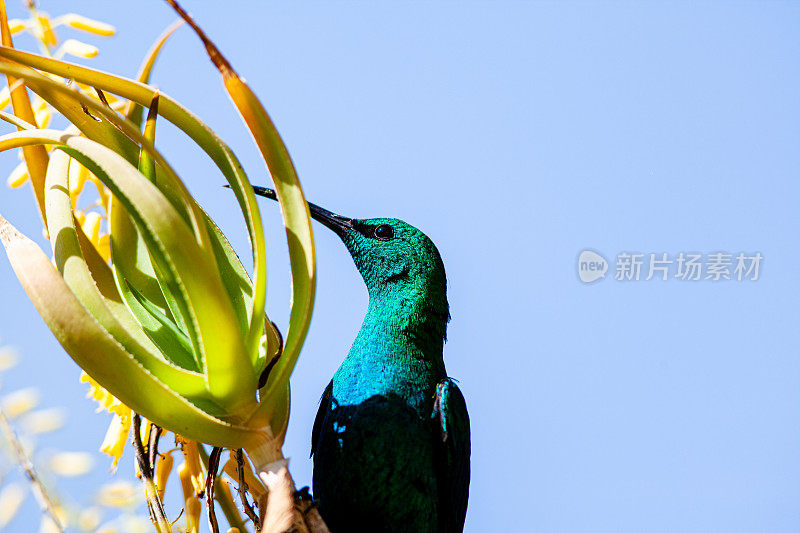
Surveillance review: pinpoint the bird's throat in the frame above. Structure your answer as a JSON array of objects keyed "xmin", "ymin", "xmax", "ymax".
[{"xmin": 331, "ymin": 291, "xmax": 448, "ymax": 412}]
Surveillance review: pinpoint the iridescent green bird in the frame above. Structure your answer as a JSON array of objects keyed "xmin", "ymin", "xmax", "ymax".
[{"xmin": 253, "ymin": 186, "xmax": 470, "ymax": 532}]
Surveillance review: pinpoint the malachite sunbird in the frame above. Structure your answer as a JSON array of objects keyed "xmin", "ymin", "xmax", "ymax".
[{"xmin": 253, "ymin": 186, "xmax": 470, "ymax": 532}]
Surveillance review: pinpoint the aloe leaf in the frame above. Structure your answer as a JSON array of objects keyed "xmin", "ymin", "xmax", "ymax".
[
  {"xmin": 134, "ymin": 93, "xmax": 193, "ymax": 358},
  {"xmin": 0, "ymin": 130, "xmax": 257, "ymax": 412},
  {"xmin": 45, "ymin": 148, "xmax": 208, "ymax": 397},
  {"xmin": 0, "ymin": 47, "xmax": 268, "ymax": 368},
  {"xmin": 163, "ymin": 8, "xmax": 314, "ymax": 426},
  {"xmin": 0, "ymin": 61, "xmax": 201, "ymax": 238},
  {"xmin": 0, "ymin": 214, "xmax": 272, "ymax": 449},
  {"xmin": 0, "ymin": 110, "xmax": 35, "ymax": 130},
  {"xmin": 0, "ymin": 59, "xmax": 265, "ymax": 372},
  {"xmin": 125, "ymin": 281, "xmax": 196, "ymax": 371},
  {"xmin": 0, "ymin": 61, "xmax": 208, "ymax": 339},
  {"xmin": 221, "ymin": 76, "xmax": 315, "ymax": 410},
  {"xmin": 138, "ymin": 93, "xmax": 159, "ymax": 181},
  {"xmin": 0, "ymin": 5, "xmax": 48, "ymax": 224},
  {"xmin": 124, "ymin": 19, "xmax": 183, "ymax": 126}
]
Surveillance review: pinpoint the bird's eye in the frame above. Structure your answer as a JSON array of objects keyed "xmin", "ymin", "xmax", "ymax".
[{"xmin": 374, "ymin": 224, "xmax": 394, "ymax": 240}]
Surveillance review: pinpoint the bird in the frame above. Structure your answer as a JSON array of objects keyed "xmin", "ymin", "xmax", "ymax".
[{"xmin": 252, "ymin": 186, "xmax": 470, "ymax": 533}]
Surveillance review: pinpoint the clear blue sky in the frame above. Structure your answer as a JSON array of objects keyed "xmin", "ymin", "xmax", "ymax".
[{"xmin": 1, "ymin": 2, "xmax": 799, "ymax": 531}]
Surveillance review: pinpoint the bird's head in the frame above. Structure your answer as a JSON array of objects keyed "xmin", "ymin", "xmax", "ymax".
[{"xmin": 252, "ymin": 187, "xmax": 449, "ymax": 319}]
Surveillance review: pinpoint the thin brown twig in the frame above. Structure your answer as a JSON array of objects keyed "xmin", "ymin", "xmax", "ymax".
[
  {"xmin": 148, "ymin": 423, "xmax": 163, "ymax": 473},
  {"xmin": 236, "ymin": 449, "xmax": 261, "ymax": 530},
  {"xmin": 205, "ymin": 446, "xmax": 222, "ymax": 533},
  {"xmin": 0, "ymin": 407, "xmax": 63, "ymax": 531},
  {"xmin": 132, "ymin": 414, "xmax": 170, "ymax": 532}
]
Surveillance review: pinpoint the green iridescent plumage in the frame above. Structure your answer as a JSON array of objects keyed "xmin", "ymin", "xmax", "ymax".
[{"xmin": 252, "ymin": 187, "xmax": 470, "ymax": 532}]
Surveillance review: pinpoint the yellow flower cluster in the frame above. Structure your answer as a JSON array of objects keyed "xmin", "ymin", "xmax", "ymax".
[
  {"xmin": 3, "ymin": 4, "xmax": 129, "ymax": 466},
  {"xmin": 5, "ymin": 5, "xmax": 115, "ymax": 260},
  {"xmin": 81, "ymin": 372, "xmax": 132, "ymax": 470}
]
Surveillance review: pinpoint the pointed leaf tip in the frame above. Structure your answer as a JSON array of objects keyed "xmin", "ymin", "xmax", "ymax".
[
  {"xmin": 164, "ymin": 0, "xmax": 237, "ymax": 78},
  {"xmin": 0, "ymin": 214, "xmax": 20, "ymax": 247}
]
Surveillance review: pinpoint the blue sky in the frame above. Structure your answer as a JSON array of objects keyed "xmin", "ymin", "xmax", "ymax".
[{"xmin": 0, "ymin": 2, "xmax": 799, "ymax": 531}]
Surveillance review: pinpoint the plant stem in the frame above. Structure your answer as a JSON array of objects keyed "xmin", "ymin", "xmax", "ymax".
[
  {"xmin": 197, "ymin": 444, "xmax": 250, "ymax": 533},
  {"xmin": 0, "ymin": 407, "xmax": 63, "ymax": 531},
  {"xmin": 132, "ymin": 414, "xmax": 171, "ymax": 533},
  {"xmin": 246, "ymin": 444, "xmax": 330, "ymax": 533}
]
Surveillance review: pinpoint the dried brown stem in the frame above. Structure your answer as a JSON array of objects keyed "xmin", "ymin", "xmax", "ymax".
[
  {"xmin": 205, "ymin": 446, "xmax": 222, "ymax": 533},
  {"xmin": 148, "ymin": 423, "xmax": 163, "ymax": 473},
  {"xmin": 132, "ymin": 414, "xmax": 170, "ymax": 532},
  {"xmin": 236, "ymin": 448, "xmax": 261, "ymax": 529},
  {"xmin": 0, "ymin": 407, "xmax": 63, "ymax": 531}
]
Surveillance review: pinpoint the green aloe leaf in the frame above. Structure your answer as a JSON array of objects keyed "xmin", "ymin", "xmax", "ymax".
[
  {"xmin": 0, "ymin": 214, "xmax": 272, "ymax": 450},
  {"xmin": 45, "ymin": 148, "xmax": 207, "ymax": 396},
  {"xmin": 124, "ymin": 19, "xmax": 183, "ymax": 126},
  {"xmin": 0, "ymin": 130, "xmax": 257, "ymax": 413},
  {"xmin": 125, "ymin": 281, "xmax": 195, "ymax": 370},
  {"xmin": 0, "ymin": 49, "xmax": 270, "ymax": 369},
  {"xmin": 0, "ymin": 61, "xmax": 259, "ymax": 374},
  {"xmin": 163, "ymin": 9, "xmax": 315, "ymax": 430}
]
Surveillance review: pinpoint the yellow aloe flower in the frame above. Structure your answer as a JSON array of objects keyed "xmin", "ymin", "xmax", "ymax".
[
  {"xmin": 1, "ymin": 387, "xmax": 40, "ymax": 418},
  {"xmin": 96, "ymin": 481, "xmax": 140, "ymax": 509},
  {"xmin": 176, "ymin": 436, "xmax": 205, "ymax": 496},
  {"xmin": 76, "ymin": 507, "xmax": 103, "ymax": 531},
  {"xmin": 0, "ymin": 482, "xmax": 25, "ymax": 527},
  {"xmin": 33, "ymin": 13, "xmax": 57, "ymax": 47},
  {"xmin": 21, "ymin": 407, "xmax": 66, "ymax": 434},
  {"xmin": 55, "ymin": 39, "xmax": 98, "ymax": 59},
  {"xmin": 178, "ymin": 461, "xmax": 193, "ymax": 501},
  {"xmin": 155, "ymin": 452, "xmax": 174, "ymax": 501},
  {"xmin": 80, "ymin": 211, "xmax": 102, "ymax": 244},
  {"xmin": 222, "ymin": 452, "xmax": 265, "ymax": 499},
  {"xmin": 96, "ymin": 233, "xmax": 110, "ymax": 262},
  {"xmin": 0, "ymin": 343, "xmax": 18, "ymax": 371},
  {"xmin": 81, "ymin": 373, "xmax": 130, "ymax": 419},
  {"xmin": 82, "ymin": 372, "xmax": 132, "ymax": 468},
  {"xmin": 54, "ymin": 14, "xmax": 115, "ymax": 37},
  {"xmin": 5, "ymin": 18, "xmax": 23, "ymax": 34},
  {"xmin": 184, "ymin": 496, "xmax": 201, "ymax": 533},
  {"xmin": 6, "ymin": 161, "xmax": 28, "ymax": 188},
  {"xmin": 48, "ymin": 451, "xmax": 93, "ymax": 477},
  {"xmin": 0, "ymin": 86, "xmax": 10, "ymax": 109},
  {"xmin": 99, "ymin": 414, "xmax": 130, "ymax": 470}
]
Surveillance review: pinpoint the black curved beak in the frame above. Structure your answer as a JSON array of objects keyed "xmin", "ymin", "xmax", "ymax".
[{"xmin": 251, "ymin": 186, "xmax": 354, "ymax": 239}]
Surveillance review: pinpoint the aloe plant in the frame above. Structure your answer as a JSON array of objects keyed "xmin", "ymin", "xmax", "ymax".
[{"xmin": 0, "ymin": 1, "xmax": 323, "ymax": 531}]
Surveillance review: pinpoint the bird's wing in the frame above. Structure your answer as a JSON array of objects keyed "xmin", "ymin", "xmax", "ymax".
[
  {"xmin": 433, "ymin": 378, "xmax": 471, "ymax": 532},
  {"xmin": 311, "ymin": 381, "xmax": 333, "ymax": 458}
]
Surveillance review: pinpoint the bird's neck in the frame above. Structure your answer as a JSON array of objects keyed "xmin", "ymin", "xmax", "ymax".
[{"xmin": 332, "ymin": 286, "xmax": 449, "ymax": 409}]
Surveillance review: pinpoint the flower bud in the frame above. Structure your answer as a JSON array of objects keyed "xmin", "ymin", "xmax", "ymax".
[
  {"xmin": 185, "ymin": 496, "xmax": 201, "ymax": 533},
  {"xmin": 59, "ymin": 14, "xmax": 115, "ymax": 37},
  {"xmin": 156, "ymin": 452, "xmax": 174, "ymax": 501}
]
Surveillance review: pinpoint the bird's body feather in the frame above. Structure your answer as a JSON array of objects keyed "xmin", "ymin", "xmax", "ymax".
[
  {"xmin": 310, "ymin": 217, "xmax": 470, "ymax": 532},
  {"xmin": 249, "ymin": 188, "xmax": 470, "ymax": 532}
]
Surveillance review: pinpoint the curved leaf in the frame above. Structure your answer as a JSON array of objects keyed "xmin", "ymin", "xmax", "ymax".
[
  {"xmin": 0, "ymin": 130, "xmax": 257, "ymax": 413},
  {"xmin": 0, "ymin": 214, "xmax": 271, "ymax": 449},
  {"xmin": 0, "ymin": 47, "xmax": 269, "ymax": 369},
  {"xmin": 45, "ymin": 149, "xmax": 207, "ymax": 394},
  {"xmin": 123, "ymin": 19, "xmax": 183, "ymax": 126}
]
